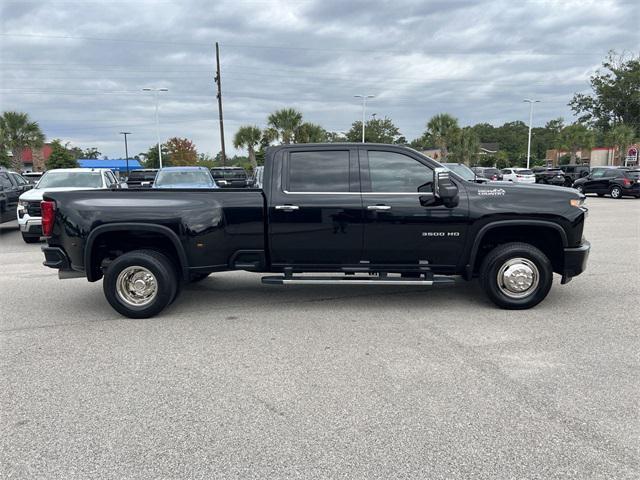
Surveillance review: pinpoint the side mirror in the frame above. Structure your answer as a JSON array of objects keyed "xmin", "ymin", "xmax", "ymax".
[{"xmin": 433, "ymin": 168, "xmax": 459, "ymax": 208}]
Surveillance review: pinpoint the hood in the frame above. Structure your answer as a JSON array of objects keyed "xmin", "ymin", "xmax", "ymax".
[
  {"xmin": 471, "ymin": 181, "xmax": 583, "ymax": 215},
  {"xmin": 19, "ymin": 186, "xmax": 102, "ymax": 201}
]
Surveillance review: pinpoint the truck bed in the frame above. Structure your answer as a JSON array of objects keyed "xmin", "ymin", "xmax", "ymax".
[{"xmin": 44, "ymin": 188, "xmax": 266, "ymax": 274}]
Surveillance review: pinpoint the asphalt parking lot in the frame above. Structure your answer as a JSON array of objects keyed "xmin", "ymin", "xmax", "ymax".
[{"xmin": 1, "ymin": 197, "xmax": 639, "ymax": 479}]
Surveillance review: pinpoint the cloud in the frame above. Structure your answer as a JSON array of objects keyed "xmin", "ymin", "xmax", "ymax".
[{"xmin": 0, "ymin": 0, "xmax": 637, "ymax": 159}]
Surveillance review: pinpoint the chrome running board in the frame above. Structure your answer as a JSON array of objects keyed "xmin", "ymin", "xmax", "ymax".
[{"xmin": 261, "ymin": 275, "xmax": 455, "ymax": 286}]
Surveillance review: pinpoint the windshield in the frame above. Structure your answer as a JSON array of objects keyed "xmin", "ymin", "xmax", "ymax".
[
  {"xmin": 516, "ymin": 169, "xmax": 534, "ymax": 175},
  {"xmin": 37, "ymin": 171, "xmax": 104, "ymax": 189},
  {"xmin": 444, "ymin": 164, "xmax": 476, "ymax": 181},
  {"xmin": 155, "ymin": 170, "xmax": 215, "ymax": 188},
  {"xmin": 627, "ymin": 171, "xmax": 640, "ymax": 179}
]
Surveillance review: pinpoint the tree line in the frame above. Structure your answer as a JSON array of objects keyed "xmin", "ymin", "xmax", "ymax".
[{"xmin": 1, "ymin": 51, "xmax": 638, "ymax": 171}]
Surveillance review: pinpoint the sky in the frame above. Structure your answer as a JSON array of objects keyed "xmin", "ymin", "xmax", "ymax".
[{"xmin": 1, "ymin": 0, "xmax": 639, "ymax": 159}]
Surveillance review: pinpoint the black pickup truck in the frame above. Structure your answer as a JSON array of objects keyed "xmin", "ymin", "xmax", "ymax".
[{"xmin": 40, "ymin": 144, "xmax": 590, "ymax": 318}]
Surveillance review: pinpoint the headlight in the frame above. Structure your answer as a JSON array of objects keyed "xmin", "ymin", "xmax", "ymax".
[
  {"xmin": 18, "ymin": 200, "xmax": 29, "ymax": 208},
  {"xmin": 570, "ymin": 198, "xmax": 584, "ymax": 208}
]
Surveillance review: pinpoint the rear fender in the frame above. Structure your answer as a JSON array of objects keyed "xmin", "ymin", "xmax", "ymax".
[{"xmin": 84, "ymin": 223, "xmax": 189, "ymax": 281}]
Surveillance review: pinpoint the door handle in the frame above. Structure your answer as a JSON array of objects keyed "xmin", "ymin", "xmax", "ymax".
[
  {"xmin": 367, "ymin": 205, "xmax": 391, "ymax": 211},
  {"xmin": 275, "ymin": 205, "xmax": 300, "ymax": 211}
]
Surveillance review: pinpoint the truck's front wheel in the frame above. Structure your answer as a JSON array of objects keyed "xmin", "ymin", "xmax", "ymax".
[
  {"xmin": 479, "ymin": 242, "xmax": 553, "ymax": 309},
  {"xmin": 103, "ymin": 250, "xmax": 178, "ymax": 318}
]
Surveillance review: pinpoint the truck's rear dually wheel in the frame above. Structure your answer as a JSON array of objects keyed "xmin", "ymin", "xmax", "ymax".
[
  {"xmin": 103, "ymin": 249, "xmax": 178, "ymax": 318},
  {"xmin": 479, "ymin": 242, "xmax": 553, "ymax": 309}
]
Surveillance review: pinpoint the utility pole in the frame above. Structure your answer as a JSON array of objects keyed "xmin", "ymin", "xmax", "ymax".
[
  {"xmin": 524, "ymin": 98, "xmax": 540, "ymax": 169},
  {"xmin": 119, "ymin": 132, "xmax": 131, "ymax": 177},
  {"xmin": 354, "ymin": 94, "xmax": 374, "ymax": 143},
  {"xmin": 215, "ymin": 42, "xmax": 226, "ymax": 166}
]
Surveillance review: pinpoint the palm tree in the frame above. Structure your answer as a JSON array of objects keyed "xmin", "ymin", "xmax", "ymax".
[
  {"xmin": 294, "ymin": 122, "xmax": 328, "ymax": 143},
  {"xmin": 233, "ymin": 125, "xmax": 262, "ymax": 170},
  {"xmin": 426, "ymin": 113, "xmax": 459, "ymax": 159},
  {"xmin": 0, "ymin": 111, "xmax": 45, "ymax": 171},
  {"xmin": 449, "ymin": 127, "xmax": 480, "ymax": 165},
  {"xmin": 559, "ymin": 123, "xmax": 595, "ymax": 164},
  {"xmin": 267, "ymin": 108, "xmax": 303, "ymax": 144},
  {"xmin": 605, "ymin": 124, "xmax": 636, "ymax": 165}
]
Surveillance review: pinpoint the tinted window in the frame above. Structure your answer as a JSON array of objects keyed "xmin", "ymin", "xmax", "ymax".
[
  {"xmin": 129, "ymin": 171, "xmax": 157, "ymax": 181},
  {"xmin": 0, "ymin": 173, "xmax": 12, "ymax": 188},
  {"xmin": 288, "ymin": 151, "xmax": 349, "ymax": 192},
  {"xmin": 591, "ymin": 170, "xmax": 605, "ymax": 178},
  {"xmin": 211, "ymin": 168, "xmax": 247, "ymax": 179},
  {"xmin": 368, "ymin": 151, "xmax": 433, "ymax": 192}
]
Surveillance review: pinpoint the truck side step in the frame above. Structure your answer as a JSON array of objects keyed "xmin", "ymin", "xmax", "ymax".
[{"xmin": 261, "ymin": 275, "xmax": 455, "ymax": 286}]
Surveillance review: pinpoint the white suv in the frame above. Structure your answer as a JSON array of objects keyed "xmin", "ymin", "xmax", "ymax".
[
  {"xmin": 501, "ymin": 168, "xmax": 536, "ymax": 184},
  {"xmin": 17, "ymin": 168, "xmax": 119, "ymax": 243}
]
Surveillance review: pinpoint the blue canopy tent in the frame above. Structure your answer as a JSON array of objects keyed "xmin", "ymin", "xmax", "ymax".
[{"xmin": 78, "ymin": 159, "xmax": 142, "ymax": 173}]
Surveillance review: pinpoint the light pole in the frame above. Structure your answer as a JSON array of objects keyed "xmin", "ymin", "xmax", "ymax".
[
  {"xmin": 143, "ymin": 87, "xmax": 168, "ymax": 168},
  {"xmin": 119, "ymin": 131, "xmax": 131, "ymax": 177},
  {"xmin": 524, "ymin": 98, "xmax": 540, "ymax": 169},
  {"xmin": 354, "ymin": 94, "xmax": 374, "ymax": 143}
]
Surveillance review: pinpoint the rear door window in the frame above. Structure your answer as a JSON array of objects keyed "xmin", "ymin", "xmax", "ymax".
[{"xmin": 287, "ymin": 150, "xmax": 350, "ymax": 192}]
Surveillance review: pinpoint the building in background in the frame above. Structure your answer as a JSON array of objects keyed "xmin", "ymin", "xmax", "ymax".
[
  {"xmin": 546, "ymin": 145, "xmax": 638, "ymax": 167},
  {"xmin": 78, "ymin": 158, "xmax": 142, "ymax": 175},
  {"xmin": 16, "ymin": 144, "xmax": 53, "ymax": 172}
]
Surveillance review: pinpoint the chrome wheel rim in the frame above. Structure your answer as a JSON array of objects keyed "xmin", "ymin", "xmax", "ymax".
[
  {"xmin": 611, "ymin": 187, "xmax": 620, "ymax": 198},
  {"xmin": 116, "ymin": 266, "xmax": 158, "ymax": 307},
  {"xmin": 497, "ymin": 257, "xmax": 539, "ymax": 299}
]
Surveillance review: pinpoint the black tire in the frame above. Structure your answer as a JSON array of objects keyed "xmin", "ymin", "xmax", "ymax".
[
  {"xmin": 21, "ymin": 233, "xmax": 40, "ymax": 244},
  {"xmin": 189, "ymin": 272, "xmax": 210, "ymax": 282},
  {"xmin": 479, "ymin": 242, "xmax": 553, "ymax": 310},
  {"xmin": 610, "ymin": 186, "xmax": 623, "ymax": 199},
  {"xmin": 103, "ymin": 249, "xmax": 178, "ymax": 319}
]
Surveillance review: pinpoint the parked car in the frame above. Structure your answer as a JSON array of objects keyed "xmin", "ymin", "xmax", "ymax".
[
  {"xmin": 442, "ymin": 163, "xmax": 488, "ymax": 183},
  {"xmin": 0, "ymin": 168, "xmax": 32, "ymax": 224},
  {"xmin": 126, "ymin": 169, "xmax": 157, "ymax": 188},
  {"xmin": 559, "ymin": 165, "xmax": 590, "ymax": 186},
  {"xmin": 573, "ymin": 168, "xmax": 640, "ymax": 198},
  {"xmin": 153, "ymin": 166, "xmax": 217, "ymax": 189},
  {"xmin": 22, "ymin": 171, "xmax": 44, "ymax": 184},
  {"xmin": 471, "ymin": 167, "xmax": 503, "ymax": 181},
  {"xmin": 501, "ymin": 168, "xmax": 536, "ymax": 183},
  {"xmin": 532, "ymin": 167, "xmax": 566, "ymax": 186},
  {"xmin": 252, "ymin": 166, "xmax": 264, "ymax": 189},
  {"xmin": 41, "ymin": 144, "xmax": 590, "ymax": 318},
  {"xmin": 17, "ymin": 168, "xmax": 119, "ymax": 243},
  {"xmin": 210, "ymin": 166, "xmax": 251, "ymax": 188}
]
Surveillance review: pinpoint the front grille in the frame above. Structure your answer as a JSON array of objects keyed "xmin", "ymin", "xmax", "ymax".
[{"xmin": 27, "ymin": 201, "xmax": 41, "ymax": 217}]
